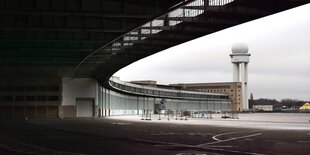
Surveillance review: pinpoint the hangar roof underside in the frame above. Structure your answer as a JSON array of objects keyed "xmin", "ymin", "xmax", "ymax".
[
  {"xmin": 0, "ymin": 0, "xmax": 184, "ymax": 76},
  {"xmin": 0, "ymin": 0, "xmax": 309, "ymax": 83}
]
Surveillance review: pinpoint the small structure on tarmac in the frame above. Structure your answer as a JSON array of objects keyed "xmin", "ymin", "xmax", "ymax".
[
  {"xmin": 299, "ymin": 103, "xmax": 310, "ymax": 110},
  {"xmin": 141, "ymin": 109, "xmax": 152, "ymax": 120},
  {"xmin": 221, "ymin": 111, "xmax": 239, "ymax": 119}
]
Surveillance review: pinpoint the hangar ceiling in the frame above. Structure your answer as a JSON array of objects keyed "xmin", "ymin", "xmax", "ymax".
[
  {"xmin": 0, "ymin": 0, "xmax": 184, "ymax": 76},
  {"xmin": 0, "ymin": 0, "xmax": 309, "ymax": 82}
]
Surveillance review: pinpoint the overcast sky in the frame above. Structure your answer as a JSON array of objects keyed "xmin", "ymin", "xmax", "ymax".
[{"xmin": 114, "ymin": 4, "xmax": 310, "ymax": 101}]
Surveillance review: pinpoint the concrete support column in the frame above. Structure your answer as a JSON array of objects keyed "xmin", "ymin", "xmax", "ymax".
[
  {"xmin": 244, "ymin": 63, "xmax": 249, "ymax": 110},
  {"xmin": 239, "ymin": 63, "xmax": 246, "ymax": 110},
  {"xmin": 233, "ymin": 63, "xmax": 239, "ymax": 82}
]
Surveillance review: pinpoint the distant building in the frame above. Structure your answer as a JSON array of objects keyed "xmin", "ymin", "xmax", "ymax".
[
  {"xmin": 170, "ymin": 82, "xmax": 242, "ymax": 112},
  {"xmin": 253, "ymin": 105, "xmax": 273, "ymax": 112},
  {"xmin": 299, "ymin": 103, "xmax": 310, "ymax": 110},
  {"xmin": 249, "ymin": 93, "xmax": 255, "ymax": 109}
]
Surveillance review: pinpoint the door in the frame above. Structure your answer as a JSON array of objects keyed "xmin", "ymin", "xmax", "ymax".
[{"xmin": 76, "ymin": 98, "xmax": 94, "ymax": 117}]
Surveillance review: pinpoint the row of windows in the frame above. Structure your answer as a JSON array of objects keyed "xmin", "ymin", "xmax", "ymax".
[
  {"xmin": 110, "ymin": 82, "xmax": 229, "ymax": 100},
  {"xmin": 0, "ymin": 96, "xmax": 59, "ymax": 102},
  {"xmin": 198, "ymin": 85, "xmax": 231, "ymax": 89},
  {"xmin": 203, "ymin": 89, "xmax": 227, "ymax": 93},
  {"xmin": 0, "ymin": 85, "xmax": 59, "ymax": 92}
]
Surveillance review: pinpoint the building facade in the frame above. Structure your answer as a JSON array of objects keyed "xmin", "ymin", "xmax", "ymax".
[
  {"xmin": 253, "ymin": 105, "xmax": 273, "ymax": 112},
  {"xmin": 0, "ymin": 77, "xmax": 231, "ymax": 118},
  {"xmin": 170, "ymin": 82, "xmax": 242, "ymax": 111}
]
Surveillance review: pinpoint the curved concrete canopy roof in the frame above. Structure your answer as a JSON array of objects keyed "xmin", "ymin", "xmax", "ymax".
[{"xmin": 0, "ymin": 0, "xmax": 309, "ymax": 84}]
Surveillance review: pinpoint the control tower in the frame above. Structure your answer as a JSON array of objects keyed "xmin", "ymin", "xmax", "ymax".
[{"xmin": 230, "ymin": 43, "xmax": 251, "ymax": 111}]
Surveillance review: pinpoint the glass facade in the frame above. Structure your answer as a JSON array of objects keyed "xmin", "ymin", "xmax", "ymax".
[{"xmin": 97, "ymin": 80, "xmax": 231, "ymax": 116}]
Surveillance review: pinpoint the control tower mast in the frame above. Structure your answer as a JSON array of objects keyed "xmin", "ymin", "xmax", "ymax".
[{"xmin": 230, "ymin": 43, "xmax": 251, "ymax": 111}]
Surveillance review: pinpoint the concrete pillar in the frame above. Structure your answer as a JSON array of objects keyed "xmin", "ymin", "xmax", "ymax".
[
  {"xmin": 244, "ymin": 63, "xmax": 249, "ymax": 110},
  {"xmin": 240, "ymin": 63, "xmax": 248, "ymax": 110},
  {"xmin": 233, "ymin": 63, "xmax": 239, "ymax": 82}
]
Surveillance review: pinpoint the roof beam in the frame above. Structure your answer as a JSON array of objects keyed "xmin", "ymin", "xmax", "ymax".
[
  {"xmin": 157, "ymin": 16, "xmax": 194, "ymax": 22},
  {"xmin": 0, "ymin": 39, "xmax": 107, "ymax": 44},
  {"xmin": 0, "ymin": 11, "xmax": 153, "ymax": 19},
  {"xmin": 0, "ymin": 27, "xmax": 124, "ymax": 33},
  {"xmin": 140, "ymin": 26, "xmax": 172, "ymax": 30}
]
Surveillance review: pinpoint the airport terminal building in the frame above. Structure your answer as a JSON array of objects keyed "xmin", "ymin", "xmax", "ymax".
[{"xmin": 0, "ymin": 77, "xmax": 231, "ymax": 118}]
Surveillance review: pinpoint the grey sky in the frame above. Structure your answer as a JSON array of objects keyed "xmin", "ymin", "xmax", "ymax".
[{"xmin": 114, "ymin": 4, "xmax": 310, "ymax": 101}]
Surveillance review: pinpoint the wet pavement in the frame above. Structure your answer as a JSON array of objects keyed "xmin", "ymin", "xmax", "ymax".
[{"xmin": 0, "ymin": 113, "xmax": 309, "ymax": 155}]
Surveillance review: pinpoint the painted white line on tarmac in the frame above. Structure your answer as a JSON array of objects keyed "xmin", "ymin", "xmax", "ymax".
[
  {"xmin": 111, "ymin": 122, "xmax": 132, "ymax": 125},
  {"xmin": 212, "ymin": 131, "xmax": 239, "ymax": 141},
  {"xmin": 199, "ymin": 133, "xmax": 262, "ymax": 147},
  {"xmin": 205, "ymin": 145, "xmax": 236, "ymax": 148},
  {"xmin": 212, "ymin": 130, "xmax": 261, "ymax": 141},
  {"xmin": 135, "ymin": 138, "xmax": 266, "ymax": 155},
  {"xmin": 133, "ymin": 138, "xmax": 196, "ymax": 148}
]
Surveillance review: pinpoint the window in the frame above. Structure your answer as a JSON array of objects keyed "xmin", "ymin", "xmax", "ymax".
[
  {"xmin": 37, "ymin": 96, "xmax": 47, "ymax": 101},
  {"xmin": 3, "ymin": 86, "xmax": 13, "ymax": 92},
  {"xmin": 25, "ymin": 86, "xmax": 36, "ymax": 91},
  {"xmin": 15, "ymin": 86, "xmax": 24, "ymax": 92},
  {"xmin": 154, "ymin": 91, "xmax": 159, "ymax": 95},
  {"xmin": 185, "ymin": 94, "xmax": 193, "ymax": 98},
  {"xmin": 137, "ymin": 88, "xmax": 143, "ymax": 93},
  {"xmin": 37, "ymin": 86, "xmax": 47, "ymax": 91},
  {"xmin": 26, "ymin": 96, "xmax": 36, "ymax": 101},
  {"xmin": 124, "ymin": 86, "xmax": 130, "ymax": 91},
  {"xmin": 147, "ymin": 90, "xmax": 153, "ymax": 95},
  {"xmin": 160, "ymin": 91, "xmax": 165, "ymax": 96},
  {"xmin": 166, "ymin": 92, "xmax": 171, "ymax": 96},
  {"xmin": 193, "ymin": 94, "xmax": 200, "ymax": 98},
  {"xmin": 47, "ymin": 86, "xmax": 59, "ymax": 91},
  {"xmin": 216, "ymin": 96, "xmax": 220, "ymax": 99},
  {"xmin": 48, "ymin": 96, "xmax": 59, "ymax": 101},
  {"xmin": 15, "ymin": 96, "xmax": 25, "ymax": 101},
  {"xmin": 133, "ymin": 88, "xmax": 139, "ymax": 93},
  {"xmin": 3, "ymin": 96, "xmax": 13, "ymax": 101}
]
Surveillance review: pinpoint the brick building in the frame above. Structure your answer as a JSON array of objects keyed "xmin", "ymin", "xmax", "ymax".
[{"xmin": 170, "ymin": 82, "xmax": 242, "ymax": 111}]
